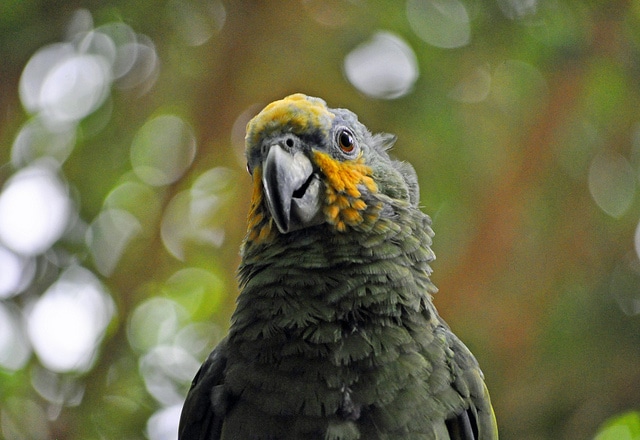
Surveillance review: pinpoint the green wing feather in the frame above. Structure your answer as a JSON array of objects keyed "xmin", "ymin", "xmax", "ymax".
[{"xmin": 179, "ymin": 339, "xmax": 229, "ymax": 440}]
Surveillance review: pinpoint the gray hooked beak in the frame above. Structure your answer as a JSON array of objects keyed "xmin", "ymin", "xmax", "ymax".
[{"xmin": 261, "ymin": 144, "xmax": 324, "ymax": 233}]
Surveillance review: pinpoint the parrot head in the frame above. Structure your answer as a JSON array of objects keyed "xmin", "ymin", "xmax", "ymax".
[{"xmin": 244, "ymin": 93, "xmax": 420, "ymax": 241}]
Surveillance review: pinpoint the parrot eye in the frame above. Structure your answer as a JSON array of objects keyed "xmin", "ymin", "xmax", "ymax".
[{"xmin": 337, "ymin": 129, "xmax": 356, "ymax": 154}]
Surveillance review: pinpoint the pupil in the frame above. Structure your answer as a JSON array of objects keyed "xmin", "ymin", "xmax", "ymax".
[{"xmin": 341, "ymin": 132, "xmax": 352, "ymax": 149}]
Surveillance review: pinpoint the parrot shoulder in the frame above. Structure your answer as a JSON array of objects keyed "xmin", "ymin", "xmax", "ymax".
[
  {"xmin": 443, "ymin": 324, "xmax": 499, "ymax": 440},
  {"xmin": 178, "ymin": 337, "xmax": 230, "ymax": 440}
]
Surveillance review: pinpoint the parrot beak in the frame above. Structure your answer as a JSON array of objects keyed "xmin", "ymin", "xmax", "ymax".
[{"xmin": 262, "ymin": 143, "xmax": 324, "ymax": 233}]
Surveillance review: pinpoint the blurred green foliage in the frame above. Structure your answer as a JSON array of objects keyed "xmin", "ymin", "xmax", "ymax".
[
  {"xmin": 1, "ymin": 1, "xmax": 640, "ymax": 439},
  {"xmin": 595, "ymin": 411, "xmax": 640, "ymax": 440}
]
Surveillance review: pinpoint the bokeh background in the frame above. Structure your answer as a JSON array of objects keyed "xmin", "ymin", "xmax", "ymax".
[{"xmin": 1, "ymin": 1, "xmax": 640, "ymax": 439}]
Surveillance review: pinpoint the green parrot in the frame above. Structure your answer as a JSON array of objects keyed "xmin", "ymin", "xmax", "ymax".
[{"xmin": 178, "ymin": 94, "xmax": 498, "ymax": 439}]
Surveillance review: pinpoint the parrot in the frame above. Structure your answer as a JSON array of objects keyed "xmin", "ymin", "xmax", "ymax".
[{"xmin": 178, "ymin": 94, "xmax": 498, "ymax": 440}]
